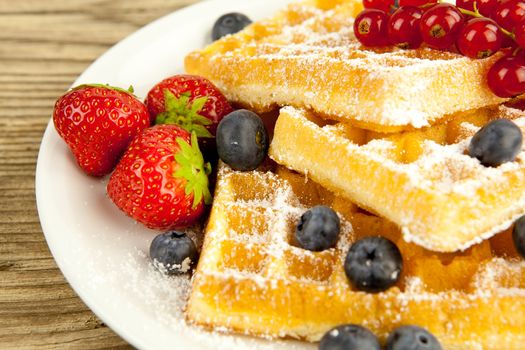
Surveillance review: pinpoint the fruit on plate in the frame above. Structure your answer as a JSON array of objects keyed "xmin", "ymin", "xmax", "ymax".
[
  {"xmin": 319, "ymin": 324, "xmax": 381, "ymax": 350},
  {"xmin": 149, "ymin": 231, "xmax": 198, "ymax": 275},
  {"xmin": 212, "ymin": 12, "xmax": 252, "ymax": 41},
  {"xmin": 145, "ymin": 74, "xmax": 233, "ymax": 138},
  {"xmin": 387, "ymin": 6, "xmax": 424, "ymax": 49},
  {"xmin": 468, "ymin": 118, "xmax": 523, "ymax": 167},
  {"xmin": 456, "ymin": 18, "xmax": 503, "ymax": 59},
  {"xmin": 352, "ymin": 1, "xmax": 525, "ymax": 97},
  {"xmin": 107, "ymin": 124, "xmax": 212, "ymax": 230},
  {"xmin": 487, "ymin": 55, "xmax": 525, "ymax": 98},
  {"xmin": 386, "ymin": 325, "xmax": 442, "ymax": 350},
  {"xmin": 353, "ymin": 9, "xmax": 390, "ymax": 47},
  {"xmin": 53, "ymin": 84, "xmax": 150, "ymax": 176},
  {"xmin": 216, "ymin": 109, "xmax": 269, "ymax": 171},
  {"xmin": 419, "ymin": 4, "xmax": 464, "ymax": 50},
  {"xmin": 344, "ymin": 236, "xmax": 403, "ymax": 293},
  {"xmin": 295, "ymin": 205, "xmax": 340, "ymax": 252}
]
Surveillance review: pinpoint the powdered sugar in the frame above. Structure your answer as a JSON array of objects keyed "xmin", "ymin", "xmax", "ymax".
[
  {"xmin": 271, "ymin": 104, "xmax": 525, "ymax": 252},
  {"xmin": 185, "ymin": 164, "xmax": 525, "ymax": 349},
  {"xmin": 82, "ymin": 246, "xmax": 312, "ymax": 350}
]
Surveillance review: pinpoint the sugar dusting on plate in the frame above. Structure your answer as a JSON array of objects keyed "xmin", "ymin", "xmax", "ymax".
[{"xmin": 82, "ymin": 241, "xmax": 310, "ymax": 350}]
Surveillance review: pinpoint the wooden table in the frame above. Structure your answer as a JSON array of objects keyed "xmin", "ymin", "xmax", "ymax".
[{"xmin": 0, "ymin": 1, "xmax": 200, "ymax": 348}]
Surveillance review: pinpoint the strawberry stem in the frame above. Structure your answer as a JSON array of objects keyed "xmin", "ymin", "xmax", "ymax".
[{"xmin": 156, "ymin": 90, "xmax": 213, "ymax": 138}]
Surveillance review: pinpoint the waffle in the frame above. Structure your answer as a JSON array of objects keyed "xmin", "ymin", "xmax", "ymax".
[
  {"xmin": 184, "ymin": 0, "xmax": 508, "ymax": 132},
  {"xmin": 186, "ymin": 163, "xmax": 525, "ymax": 349},
  {"xmin": 268, "ymin": 104, "xmax": 525, "ymax": 252}
]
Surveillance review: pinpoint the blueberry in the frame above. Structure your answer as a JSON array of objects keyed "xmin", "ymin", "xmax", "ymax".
[
  {"xmin": 513, "ymin": 215, "xmax": 525, "ymax": 258},
  {"xmin": 149, "ymin": 231, "xmax": 198, "ymax": 275},
  {"xmin": 344, "ymin": 236, "xmax": 403, "ymax": 293},
  {"xmin": 216, "ymin": 109, "xmax": 268, "ymax": 171},
  {"xmin": 386, "ymin": 326, "xmax": 442, "ymax": 350},
  {"xmin": 468, "ymin": 119, "xmax": 523, "ymax": 167},
  {"xmin": 295, "ymin": 206, "xmax": 340, "ymax": 251},
  {"xmin": 212, "ymin": 13, "xmax": 252, "ymax": 41},
  {"xmin": 319, "ymin": 324, "xmax": 381, "ymax": 350}
]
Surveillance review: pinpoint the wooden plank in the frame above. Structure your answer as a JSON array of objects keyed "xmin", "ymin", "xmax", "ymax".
[{"xmin": 0, "ymin": 328, "xmax": 130, "ymax": 350}]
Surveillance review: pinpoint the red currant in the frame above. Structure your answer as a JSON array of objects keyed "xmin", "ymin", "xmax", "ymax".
[
  {"xmin": 487, "ymin": 55, "xmax": 525, "ymax": 97},
  {"xmin": 419, "ymin": 4, "xmax": 465, "ymax": 50},
  {"xmin": 456, "ymin": 0, "xmax": 500, "ymax": 17},
  {"xmin": 399, "ymin": 0, "xmax": 438, "ymax": 7},
  {"xmin": 363, "ymin": 0, "xmax": 395, "ymax": 13},
  {"xmin": 492, "ymin": 0, "xmax": 525, "ymax": 32},
  {"xmin": 354, "ymin": 9, "xmax": 390, "ymax": 47},
  {"xmin": 457, "ymin": 18, "xmax": 503, "ymax": 58},
  {"xmin": 388, "ymin": 7, "xmax": 424, "ymax": 49},
  {"xmin": 515, "ymin": 22, "xmax": 525, "ymax": 48}
]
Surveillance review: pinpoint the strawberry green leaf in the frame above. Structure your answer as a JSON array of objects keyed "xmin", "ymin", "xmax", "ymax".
[
  {"xmin": 190, "ymin": 96, "xmax": 208, "ymax": 114},
  {"xmin": 192, "ymin": 113, "xmax": 213, "ymax": 126},
  {"xmin": 191, "ymin": 125, "xmax": 214, "ymax": 139},
  {"xmin": 173, "ymin": 132, "xmax": 213, "ymax": 209},
  {"xmin": 155, "ymin": 89, "xmax": 214, "ymax": 138},
  {"xmin": 166, "ymin": 91, "xmax": 190, "ymax": 114}
]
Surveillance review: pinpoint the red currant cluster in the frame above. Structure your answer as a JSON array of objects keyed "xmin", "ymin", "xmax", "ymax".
[{"xmin": 354, "ymin": 0, "xmax": 525, "ymax": 98}]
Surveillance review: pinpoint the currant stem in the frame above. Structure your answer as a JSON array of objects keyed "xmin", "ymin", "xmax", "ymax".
[
  {"xmin": 388, "ymin": 1, "xmax": 516, "ymax": 42},
  {"xmin": 458, "ymin": 7, "xmax": 515, "ymax": 39}
]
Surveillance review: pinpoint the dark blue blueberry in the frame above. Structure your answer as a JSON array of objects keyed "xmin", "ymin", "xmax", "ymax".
[
  {"xmin": 295, "ymin": 205, "xmax": 340, "ymax": 251},
  {"xmin": 216, "ymin": 109, "xmax": 268, "ymax": 171},
  {"xmin": 386, "ymin": 326, "xmax": 442, "ymax": 350},
  {"xmin": 212, "ymin": 13, "xmax": 252, "ymax": 41},
  {"xmin": 344, "ymin": 236, "xmax": 402, "ymax": 293},
  {"xmin": 319, "ymin": 324, "xmax": 381, "ymax": 350},
  {"xmin": 149, "ymin": 231, "xmax": 198, "ymax": 275},
  {"xmin": 468, "ymin": 119, "xmax": 523, "ymax": 167},
  {"xmin": 513, "ymin": 215, "xmax": 525, "ymax": 258}
]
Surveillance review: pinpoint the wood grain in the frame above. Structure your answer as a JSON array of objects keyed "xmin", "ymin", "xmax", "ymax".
[{"xmin": 0, "ymin": 1, "xmax": 200, "ymax": 348}]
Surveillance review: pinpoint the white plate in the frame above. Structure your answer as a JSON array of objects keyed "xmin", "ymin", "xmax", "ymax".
[{"xmin": 35, "ymin": 0, "xmax": 316, "ymax": 349}]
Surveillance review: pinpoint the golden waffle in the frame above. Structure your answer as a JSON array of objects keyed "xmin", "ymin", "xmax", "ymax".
[
  {"xmin": 185, "ymin": 0, "xmax": 508, "ymax": 132},
  {"xmin": 186, "ymin": 163, "xmax": 525, "ymax": 349},
  {"xmin": 269, "ymin": 104, "xmax": 525, "ymax": 252}
]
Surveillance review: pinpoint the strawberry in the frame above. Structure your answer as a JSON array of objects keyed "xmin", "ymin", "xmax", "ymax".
[
  {"xmin": 53, "ymin": 84, "xmax": 150, "ymax": 176},
  {"xmin": 107, "ymin": 125, "xmax": 212, "ymax": 230},
  {"xmin": 145, "ymin": 74, "xmax": 233, "ymax": 138}
]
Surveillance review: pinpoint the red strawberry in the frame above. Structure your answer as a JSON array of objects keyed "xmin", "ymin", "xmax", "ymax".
[
  {"xmin": 107, "ymin": 125, "xmax": 212, "ymax": 230},
  {"xmin": 53, "ymin": 84, "xmax": 150, "ymax": 176},
  {"xmin": 145, "ymin": 74, "xmax": 233, "ymax": 138}
]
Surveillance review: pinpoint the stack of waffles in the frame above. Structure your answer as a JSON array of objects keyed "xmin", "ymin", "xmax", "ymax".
[{"xmin": 183, "ymin": 0, "xmax": 525, "ymax": 348}]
